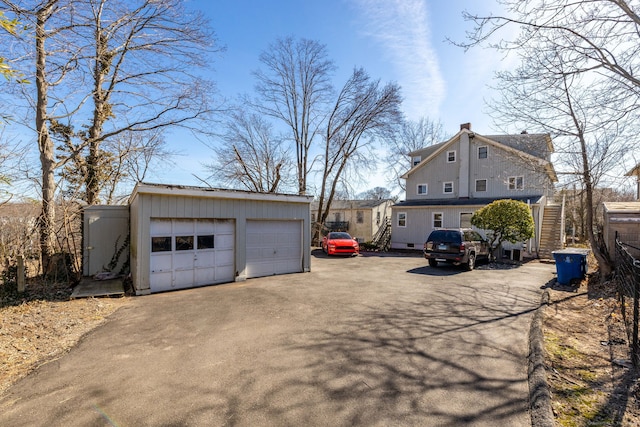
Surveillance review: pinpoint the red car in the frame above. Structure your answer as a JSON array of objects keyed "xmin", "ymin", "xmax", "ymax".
[{"xmin": 322, "ymin": 232, "xmax": 359, "ymax": 256}]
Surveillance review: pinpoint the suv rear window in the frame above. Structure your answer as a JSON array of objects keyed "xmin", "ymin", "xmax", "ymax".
[
  {"xmin": 464, "ymin": 231, "xmax": 483, "ymax": 241},
  {"xmin": 428, "ymin": 230, "xmax": 462, "ymax": 243}
]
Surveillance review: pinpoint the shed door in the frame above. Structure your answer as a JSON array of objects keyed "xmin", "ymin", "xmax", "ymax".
[
  {"xmin": 150, "ymin": 219, "xmax": 234, "ymax": 293},
  {"xmin": 246, "ymin": 220, "xmax": 302, "ymax": 278}
]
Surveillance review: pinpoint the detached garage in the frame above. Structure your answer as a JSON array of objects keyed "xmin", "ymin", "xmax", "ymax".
[{"xmin": 128, "ymin": 183, "xmax": 312, "ymax": 295}]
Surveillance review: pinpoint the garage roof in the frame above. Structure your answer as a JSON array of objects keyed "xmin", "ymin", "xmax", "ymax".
[{"xmin": 131, "ymin": 182, "xmax": 313, "ymax": 204}]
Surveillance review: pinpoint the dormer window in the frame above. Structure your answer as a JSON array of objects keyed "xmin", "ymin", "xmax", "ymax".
[
  {"xmin": 447, "ymin": 150, "xmax": 456, "ymax": 163},
  {"xmin": 412, "ymin": 156, "xmax": 421, "ymax": 166}
]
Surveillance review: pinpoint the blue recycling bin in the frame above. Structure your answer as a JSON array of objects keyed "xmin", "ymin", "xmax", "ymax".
[{"xmin": 552, "ymin": 248, "xmax": 590, "ymax": 285}]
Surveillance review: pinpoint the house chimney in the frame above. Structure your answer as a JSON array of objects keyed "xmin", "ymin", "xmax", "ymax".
[{"xmin": 460, "ymin": 123, "xmax": 471, "ymax": 131}]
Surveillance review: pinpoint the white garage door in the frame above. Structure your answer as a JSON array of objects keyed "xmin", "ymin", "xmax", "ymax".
[
  {"xmin": 150, "ymin": 219, "xmax": 235, "ymax": 293},
  {"xmin": 246, "ymin": 220, "xmax": 302, "ymax": 278}
]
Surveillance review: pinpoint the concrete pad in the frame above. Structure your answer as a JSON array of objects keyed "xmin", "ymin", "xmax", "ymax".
[{"xmin": 70, "ymin": 277, "xmax": 125, "ymax": 299}]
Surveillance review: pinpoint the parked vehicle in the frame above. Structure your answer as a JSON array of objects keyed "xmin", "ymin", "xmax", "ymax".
[
  {"xmin": 424, "ymin": 229, "xmax": 490, "ymax": 270},
  {"xmin": 322, "ymin": 232, "xmax": 359, "ymax": 256}
]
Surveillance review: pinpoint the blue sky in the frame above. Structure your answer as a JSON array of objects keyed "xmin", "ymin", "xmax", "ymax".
[{"xmin": 166, "ymin": 0, "xmax": 511, "ymax": 192}]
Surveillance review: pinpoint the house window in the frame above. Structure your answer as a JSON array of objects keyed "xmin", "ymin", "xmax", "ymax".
[
  {"xmin": 433, "ymin": 212, "xmax": 443, "ymax": 228},
  {"xmin": 478, "ymin": 146, "xmax": 488, "ymax": 159},
  {"xmin": 417, "ymin": 184, "xmax": 428, "ymax": 195},
  {"xmin": 447, "ymin": 150, "xmax": 456, "ymax": 163},
  {"xmin": 508, "ymin": 176, "xmax": 524, "ymax": 190},
  {"xmin": 376, "ymin": 211, "xmax": 381, "ymax": 225},
  {"xmin": 460, "ymin": 213, "xmax": 472, "ymax": 228},
  {"xmin": 334, "ymin": 212, "xmax": 341, "ymax": 222},
  {"xmin": 475, "ymin": 179, "xmax": 487, "ymax": 192},
  {"xmin": 356, "ymin": 211, "xmax": 364, "ymax": 224},
  {"xmin": 412, "ymin": 156, "xmax": 421, "ymax": 166},
  {"xmin": 311, "ymin": 213, "xmax": 316, "ymax": 223},
  {"xmin": 397, "ymin": 212, "xmax": 407, "ymax": 228},
  {"xmin": 443, "ymin": 182, "xmax": 454, "ymax": 194}
]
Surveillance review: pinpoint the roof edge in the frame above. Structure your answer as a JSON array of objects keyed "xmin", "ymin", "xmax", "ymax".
[{"xmin": 130, "ymin": 182, "xmax": 313, "ymax": 204}]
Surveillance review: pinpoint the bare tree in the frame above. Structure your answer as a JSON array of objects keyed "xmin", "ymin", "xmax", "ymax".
[
  {"xmin": 74, "ymin": 0, "xmax": 220, "ymax": 205},
  {"xmin": 206, "ymin": 109, "xmax": 293, "ymax": 193},
  {"xmin": 484, "ymin": 43, "xmax": 630, "ymax": 277},
  {"xmin": 314, "ymin": 68, "xmax": 402, "ymax": 243},
  {"xmin": 0, "ymin": 0, "xmax": 80, "ymax": 273},
  {"xmin": 357, "ymin": 186, "xmax": 395, "ymax": 201},
  {"xmin": 2, "ymin": 0, "xmax": 220, "ymax": 273},
  {"xmin": 385, "ymin": 117, "xmax": 446, "ymax": 191},
  {"xmin": 60, "ymin": 129, "xmax": 172, "ymax": 204},
  {"xmin": 253, "ymin": 37, "xmax": 335, "ymax": 195}
]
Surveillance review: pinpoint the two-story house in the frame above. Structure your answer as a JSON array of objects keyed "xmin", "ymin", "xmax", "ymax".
[
  {"xmin": 391, "ymin": 123, "xmax": 564, "ymax": 259},
  {"xmin": 311, "ymin": 199, "xmax": 394, "ymax": 245}
]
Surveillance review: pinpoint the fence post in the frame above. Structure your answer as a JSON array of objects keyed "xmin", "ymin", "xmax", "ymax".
[{"xmin": 17, "ymin": 255, "xmax": 25, "ymax": 293}]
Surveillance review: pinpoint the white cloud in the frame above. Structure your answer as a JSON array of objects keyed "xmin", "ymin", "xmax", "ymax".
[{"xmin": 352, "ymin": 0, "xmax": 445, "ymax": 120}]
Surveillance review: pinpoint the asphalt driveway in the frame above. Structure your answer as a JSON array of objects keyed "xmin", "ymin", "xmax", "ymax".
[{"xmin": 0, "ymin": 251, "xmax": 556, "ymax": 427}]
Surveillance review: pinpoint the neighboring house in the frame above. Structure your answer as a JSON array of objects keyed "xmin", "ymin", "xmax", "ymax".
[
  {"xmin": 391, "ymin": 123, "xmax": 564, "ymax": 259},
  {"xmin": 311, "ymin": 199, "xmax": 394, "ymax": 244}
]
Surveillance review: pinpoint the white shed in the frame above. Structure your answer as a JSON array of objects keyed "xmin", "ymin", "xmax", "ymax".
[{"xmin": 82, "ymin": 205, "xmax": 130, "ymax": 277}]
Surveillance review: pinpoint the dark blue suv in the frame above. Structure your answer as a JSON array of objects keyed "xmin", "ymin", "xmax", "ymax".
[{"xmin": 423, "ymin": 229, "xmax": 490, "ymax": 271}]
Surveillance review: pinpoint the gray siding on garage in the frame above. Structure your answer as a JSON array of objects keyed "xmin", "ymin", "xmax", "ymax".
[{"xmin": 130, "ymin": 183, "xmax": 312, "ymax": 295}]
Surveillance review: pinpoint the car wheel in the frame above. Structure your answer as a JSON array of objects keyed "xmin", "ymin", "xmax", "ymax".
[
  {"xmin": 428, "ymin": 259, "xmax": 438, "ymax": 268},
  {"xmin": 465, "ymin": 253, "xmax": 475, "ymax": 271}
]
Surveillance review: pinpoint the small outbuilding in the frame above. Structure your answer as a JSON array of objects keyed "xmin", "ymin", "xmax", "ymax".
[
  {"xmin": 602, "ymin": 201, "xmax": 640, "ymax": 261},
  {"xmin": 84, "ymin": 183, "xmax": 312, "ymax": 295}
]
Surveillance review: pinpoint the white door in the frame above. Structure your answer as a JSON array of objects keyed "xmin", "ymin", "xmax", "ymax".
[
  {"xmin": 246, "ymin": 220, "xmax": 302, "ymax": 278},
  {"xmin": 150, "ymin": 219, "xmax": 234, "ymax": 292}
]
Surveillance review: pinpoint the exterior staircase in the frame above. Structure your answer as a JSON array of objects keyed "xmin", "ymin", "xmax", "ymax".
[
  {"xmin": 538, "ymin": 203, "xmax": 565, "ymax": 259},
  {"xmin": 371, "ymin": 217, "xmax": 392, "ymax": 251}
]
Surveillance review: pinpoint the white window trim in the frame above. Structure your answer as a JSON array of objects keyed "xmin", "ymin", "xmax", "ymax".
[
  {"xmin": 443, "ymin": 181, "xmax": 454, "ymax": 194},
  {"xmin": 508, "ymin": 175, "xmax": 524, "ymax": 190},
  {"xmin": 397, "ymin": 212, "xmax": 407, "ymax": 228},
  {"xmin": 433, "ymin": 212, "xmax": 443, "ymax": 229},
  {"xmin": 412, "ymin": 156, "xmax": 421, "ymax": 166},
  {"xmin": 475, "ymin": 179, "xmax": 487, "ymax": 192},
  {"xmin": 417, "ymin": 183, "xmax": 428, "ymax": 195},
  {"xmin": 478, "ymin": 146, "xmax": 488, "ymax": 159},
  {"xmin": 447, "ymin": 150, "xmax": 456, "ymax": 163}
]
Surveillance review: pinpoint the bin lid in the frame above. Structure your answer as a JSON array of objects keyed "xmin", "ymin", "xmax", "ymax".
[{"xmin": 552, "ymin": 248, "xmax": 590, "ymax": 255}]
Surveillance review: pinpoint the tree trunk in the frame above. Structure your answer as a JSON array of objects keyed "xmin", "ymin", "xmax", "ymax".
[
  {"xmin": 35, "ymin": 2, "xmax": 57, "ymax": 274},
  {"xmin": 578, "ymin": 133, "xmax": 613, "ymax": 277},
  {"xmin": 86, "ymin": 14, "xmax": 107, "ymax": 205}
]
